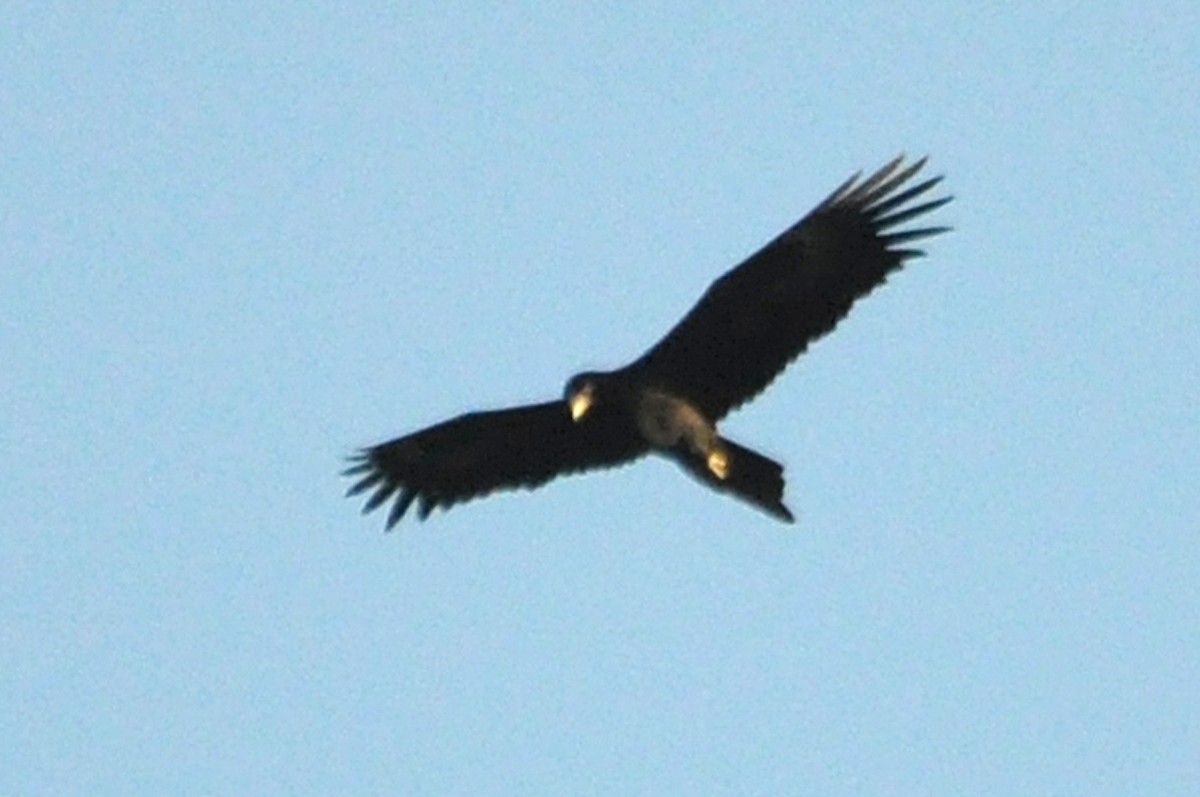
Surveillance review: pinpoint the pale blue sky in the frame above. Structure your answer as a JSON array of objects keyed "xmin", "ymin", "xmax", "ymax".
[{"xmin": 4, "ymin": 2, "xmax": 1198, "ymax": 794}]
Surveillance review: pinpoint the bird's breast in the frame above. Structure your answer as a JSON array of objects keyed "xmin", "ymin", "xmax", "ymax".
[{"xmin": 634, "ymin": 389, "xmax": 716, "ymax": 454}]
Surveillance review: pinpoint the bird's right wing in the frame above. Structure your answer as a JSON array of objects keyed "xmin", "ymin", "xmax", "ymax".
[
  {"xmin": 345, "ymin": 400, "xmax": 646, "ymax": 528},
  {"xmin": 625, "ymin": 156, "xmax": 951, "ymax": 421}
]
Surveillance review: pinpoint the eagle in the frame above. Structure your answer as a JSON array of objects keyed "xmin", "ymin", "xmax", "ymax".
[{"xmin": 346, "ymin": 156, "xmax": 951, "ymax": 528}]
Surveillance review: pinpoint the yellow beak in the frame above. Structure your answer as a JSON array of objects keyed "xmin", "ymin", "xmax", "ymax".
[{"xmin": 569, "ymin": 391, "xmax": 593, "ymax": 422}]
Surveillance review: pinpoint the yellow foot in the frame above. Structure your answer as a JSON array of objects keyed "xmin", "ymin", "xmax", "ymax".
[{"xmin": 707, "ymin": 448, "xmax": 730, "ymax": 480}]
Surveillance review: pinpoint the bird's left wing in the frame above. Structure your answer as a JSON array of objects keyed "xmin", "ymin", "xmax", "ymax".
[
  {"xmin": 624, "ymin": 156, "xmax": 951, "ymax": 421},
  {"xmin": 345, "ymin": 400, "xmax": 646, "ymax": 528}
]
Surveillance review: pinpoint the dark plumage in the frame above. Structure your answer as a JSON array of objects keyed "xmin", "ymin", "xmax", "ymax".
[{"xmin": 346, "ymin": 156, "xmax": 951, "ymax": 527}]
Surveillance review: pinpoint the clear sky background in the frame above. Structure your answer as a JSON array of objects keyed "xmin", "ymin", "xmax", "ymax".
[{"xmin": 4, "ymin": 2, "xmax": 1198, "ymax": 794}]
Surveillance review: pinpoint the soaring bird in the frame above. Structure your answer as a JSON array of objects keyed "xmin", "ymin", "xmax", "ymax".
[{"xmin": 346, "ymin": 156, "xmax": 951, "ymax": 528}]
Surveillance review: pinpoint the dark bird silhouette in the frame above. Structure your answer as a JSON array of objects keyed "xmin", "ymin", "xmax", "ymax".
[{"xmin": 345, "ymin": 156, "xmax": 951, "ymax": 528}]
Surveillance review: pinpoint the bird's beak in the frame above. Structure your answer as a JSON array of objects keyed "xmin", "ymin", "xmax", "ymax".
[{"xmin": 569, "ymin": 390, "xmax": 593, "ymax": 422}]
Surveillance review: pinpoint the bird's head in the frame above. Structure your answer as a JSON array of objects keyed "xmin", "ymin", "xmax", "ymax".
[{"xmin": 564, "ymin": 372, "xmax": 604, "ymax": 422}]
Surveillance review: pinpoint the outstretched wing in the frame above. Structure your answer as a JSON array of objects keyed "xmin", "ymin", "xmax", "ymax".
[
  {"xmin": 344, "ymin": 400, "xmax": 646, "ymax": 528},
  {"xmin": 625, "ymin": 156, "xmax": 952, "ymax": 421}
]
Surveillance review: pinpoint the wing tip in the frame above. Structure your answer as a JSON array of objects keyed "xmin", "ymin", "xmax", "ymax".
[{"xmin": 824, "ymin": 154, "xmax": 949, "ymax": 212}]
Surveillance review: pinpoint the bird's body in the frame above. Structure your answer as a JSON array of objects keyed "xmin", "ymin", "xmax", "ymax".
[{"xmin": 346, "ymin": 156, "xmax": 951, "ymax": 528}]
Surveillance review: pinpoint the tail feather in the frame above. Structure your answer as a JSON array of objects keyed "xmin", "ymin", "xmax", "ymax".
[{"xmin": 675, "ymin": 437, "xmax": 795, "ymax": 523}]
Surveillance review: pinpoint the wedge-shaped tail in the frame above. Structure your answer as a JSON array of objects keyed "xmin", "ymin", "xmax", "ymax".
[{"xmin": 673, "ymin": 437, "xmax": 795, "ymax": 523}]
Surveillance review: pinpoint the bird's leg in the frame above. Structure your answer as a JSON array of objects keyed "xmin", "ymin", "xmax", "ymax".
[
  {"xmin": 636, "ymin": 388, "xmax": 730, "ymax": 479},
  {"xmin": 706, "ymin": 446, "xmax": 730, "ymax": 480}
]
